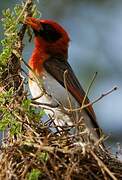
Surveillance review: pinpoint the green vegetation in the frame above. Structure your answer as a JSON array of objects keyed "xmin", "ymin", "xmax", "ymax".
[
  {"xmin": 27, "ymin": 169, "xmax": 42, "ymax": 180},
  {"xmin": 0, "ymin": 1, "xmax": 41, "ymax": 137}
]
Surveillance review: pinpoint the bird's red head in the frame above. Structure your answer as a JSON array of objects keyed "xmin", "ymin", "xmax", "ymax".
[{"xmin": 25, "ymin": 17, "xmax": 70, "ymax": 58}]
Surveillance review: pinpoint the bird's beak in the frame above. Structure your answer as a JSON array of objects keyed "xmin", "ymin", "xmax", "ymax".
[{"xmin": 25, "ymin": 17, "xmax": 43, "ymax": 31}]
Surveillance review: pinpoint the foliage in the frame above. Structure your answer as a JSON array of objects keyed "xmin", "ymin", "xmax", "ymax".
[
  {"xmin": 0, "ymin": 7, "xmax": 21, "ymax": 67},
  {"xmin": 0, "ymin": 1, "xmax": 42, "ymax": 137},
  {"xmin": 0, "ymin": 2, "xmax": 40, "ymax": 69},
  {"xmin": 27, "ymin": 169, "xmax": 42, "ymax": 180},
  {"xmin": 22, "ymin": 99, "xmax": 45, "ymax": 121}
]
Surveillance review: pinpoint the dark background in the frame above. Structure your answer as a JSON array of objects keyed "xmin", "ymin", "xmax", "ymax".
[{"xmin": 0, "ymin": 0, "xmax": 122, "ymax": 154}]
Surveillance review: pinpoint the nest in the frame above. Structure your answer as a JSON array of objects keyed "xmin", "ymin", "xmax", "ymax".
[{"xmin": 0, "ymin": 118, "xmax": 122, "ymax": 180}]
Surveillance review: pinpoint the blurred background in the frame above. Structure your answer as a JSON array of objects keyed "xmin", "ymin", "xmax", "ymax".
[{"xmin": 0, "ymin": 0, "xmax": 122, "ymax": 154}]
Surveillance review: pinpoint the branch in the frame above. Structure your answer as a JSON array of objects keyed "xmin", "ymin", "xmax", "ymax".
[
  {"xmin": 90, "ymin": 150, "xmax": 118, "ymax": 180},
  {"xmin": 66, "ymin": 86, "xmax": 118, "ymax": 113}
]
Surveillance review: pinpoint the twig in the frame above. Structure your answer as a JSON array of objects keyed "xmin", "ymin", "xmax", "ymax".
[
  {"xmin": 82, "ymin": 72, "xmax": 97, "ymax": 108},
  {"xmin": 63, "ymin": 70, "xmax": 79, "ymax": 129},
  {"xmin": 90, "ymin": 150, "xmax": 118, "ymax": 180},
  {"xmin": 31, "ymin": 100, "xmax": 59, "ymax": 108},
  {"xmin": 65, "ymin": 163, "xmax": 77, "ymax": 180},
  {"xmin": 66, "ymin": 86, "xmax": 118, "ymax": 112},
  {"xmin": 30, "ymin": 102, "xmax": 56, "ymax": 117},
  {"xmin": 31, "ymin": 94, "xmax": 44, "ymax": 101},
  {"xmin": 87, "ymin": 86, "xmax": 117, "ymax": 107},
  {"xmin": 5, "ymin": 0, "xmax": 33, "ymax": 34},
  {"xmin": 21, "ymin": 58, "xmax": 46, "ymax": 97},
  {"xmin": 63, "ymin": 70, "xmax": 73, "ymax": 111},
  {"xmin": 84, "ymin": 165, "xmax": 100, "ymax": 180}
]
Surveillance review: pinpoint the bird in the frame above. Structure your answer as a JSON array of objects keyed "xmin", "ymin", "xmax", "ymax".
[{"xmin": 25, "ymin": 17, "xmax": 101, "ymax": 142}]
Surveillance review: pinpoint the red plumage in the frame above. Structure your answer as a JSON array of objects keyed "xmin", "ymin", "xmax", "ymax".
[{"xmin": 25, "ymin": 17, "xmax": 101, "ymax": 140}]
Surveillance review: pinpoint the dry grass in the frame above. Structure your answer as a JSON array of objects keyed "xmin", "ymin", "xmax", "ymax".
[{"xmin": 0, "ymin": 117, "xmax": 122, "ymax": 180}]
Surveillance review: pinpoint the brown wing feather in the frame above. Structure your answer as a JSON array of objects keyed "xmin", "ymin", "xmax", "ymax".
[{"xmin": 44, "ymin": 57, "xmax": 99, "ymax": 132}]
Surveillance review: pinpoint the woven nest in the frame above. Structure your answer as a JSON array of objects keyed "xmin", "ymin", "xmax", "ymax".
[{"xmin": 0, "ymin": 113, "xmax": 122, "ymax": 180}]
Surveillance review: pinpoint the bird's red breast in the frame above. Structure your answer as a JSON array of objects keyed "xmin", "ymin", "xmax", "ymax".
[{"xmin": 25, "ymin": 17, "xmax": 101, "ymax": 138}]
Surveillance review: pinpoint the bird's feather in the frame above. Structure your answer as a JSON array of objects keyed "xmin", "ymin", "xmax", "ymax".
[{"xmin": 44, "ymin": 57, "xmax": 100, "ymax": 137}]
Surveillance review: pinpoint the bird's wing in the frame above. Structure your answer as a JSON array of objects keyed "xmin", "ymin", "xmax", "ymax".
[{"xmin": 44, "ymin": 57, "xmax": 100, "ymax": 134}]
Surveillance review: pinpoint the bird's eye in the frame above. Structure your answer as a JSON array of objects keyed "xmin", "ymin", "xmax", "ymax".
[{"xmin": 34, "ymin": 23, "xmax": 62, "ymax": 42}]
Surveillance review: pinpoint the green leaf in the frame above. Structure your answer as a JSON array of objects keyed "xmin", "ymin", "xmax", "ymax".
[
  {"xmin": 22, "ymin": 99, "xmax": 31, "ymax": 111},
  {"xmin": 10, "ymin": 120, "xmax": 22, "ymax": 135},
  {"xmin": 37, "ymin": 151, "xmax": 49, "ymax": 162},
  {"xmin": 27, "ymin": 169, "xmax": 42, "ymax": 180},
  {"xmin": 0, "ymin": 114, "xmax": 10, "ymax": 131}
]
